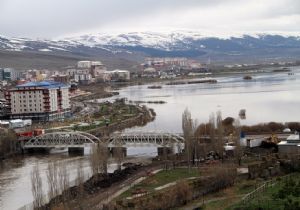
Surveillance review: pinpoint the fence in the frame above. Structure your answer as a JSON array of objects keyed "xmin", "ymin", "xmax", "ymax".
[{"xmin": 240, "ymin": 174, "xmax": 293, "ymax": 205}]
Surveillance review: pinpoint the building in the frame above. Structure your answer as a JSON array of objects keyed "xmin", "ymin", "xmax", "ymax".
[
  {"xmin": 107, "ymin": 69, "xmax": 130, "ymax": 81},
  {"xmin": 77, "ymin": 61, "xmax": 92, "ymax": 69},
  {"xmin": 142, "ymin": 67, "xmax": 159, "ymax": 77},
  {"xmin": 278, "ymin": 134, "xmax": 300, "ymax": 154},
  {"xmin": 90, "ymin": 61, "xmax": 107, "ymax": 78},
  {"xmin": 5, "ymin": 81, "xmax": 71, "ymax": 121},
  {"xmin": 0, "ymin": 68, "xmax": 3, "ymax": 80},
  {"xmin": 51, "ymin": 74, "xmax": 70, "ymax": 84},
  {"xmin": 74, "ymin": 74, "xmax": 92, "ymax": 84},
  {"xmin": 67, "ymin": 68, "xmax": 92, "ymax": 84},
  {"xmin": 77, "ymin": 60, "xmax": 107, "ymax": 79},
  {"xmin": 0, "ymin": 68, "xmax": 22, "ymax": 81},
  {"xmin": 145, "ymin": 57, "xmax": 188, "ymax": 67}
]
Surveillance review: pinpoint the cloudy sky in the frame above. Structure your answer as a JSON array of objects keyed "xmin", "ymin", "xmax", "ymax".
[{"xmin": 0, "ymin": 0, "xmax": 299, "ymax": 38}]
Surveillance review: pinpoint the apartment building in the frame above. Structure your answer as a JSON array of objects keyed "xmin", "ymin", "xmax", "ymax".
[{"xmin": 5, "ymin": 81, "xmax": 71, "ymax": 121}]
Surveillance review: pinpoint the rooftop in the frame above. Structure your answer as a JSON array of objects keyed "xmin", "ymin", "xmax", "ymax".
[
  {"xmin": 287, "ymin": 134, "xmax": 300, "ymax": 141},
  {"xmin": 16, "ymin": 81, "xmax": 69, "ymax": 89}
]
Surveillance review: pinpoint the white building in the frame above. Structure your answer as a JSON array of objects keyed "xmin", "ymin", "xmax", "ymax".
[
  {"xmin": 278, "ymin": 134, "xmax": 300, "ymax": 154},
  {"xmin": 77, "ymin": 61, "xmax": 92, "ymax": 69},
  {"xmin": 103, "ymin": 70, "xmax": 130, "ymax": 82},
  {"xmin": 5, "ymin": 81, "xmax": 71, "ymax": 121}
]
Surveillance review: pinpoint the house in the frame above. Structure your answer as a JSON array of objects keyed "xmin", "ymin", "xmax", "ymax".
[{"xmin": 278, "ymin": 134, "xmax": 300, "ymax": 154}]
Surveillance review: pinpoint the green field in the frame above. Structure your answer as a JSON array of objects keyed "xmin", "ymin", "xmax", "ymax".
[
  {"xmin": 118, "ymin": 168, "xmax": 200, "ymax": 199},
  {"xmin": 229, "ymin": 173, "xmax": 300, "ymax": 210}
]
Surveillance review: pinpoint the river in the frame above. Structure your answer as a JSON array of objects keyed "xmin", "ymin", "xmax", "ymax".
[{"xmin": 1, "ymin": 66, "xmax": 300, "ymax": 209}]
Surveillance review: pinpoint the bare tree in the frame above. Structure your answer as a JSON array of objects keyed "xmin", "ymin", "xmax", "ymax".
[
  {"xmin": 76, "ymin": 161, "xmax": 85, "ymax": 209},
  {"xmin": 31, "ymin": 163, "xmax": 44, "ymax": 209},
  {"xmin": 99, "ymin": 143, "xmax": 109, "ymax": 175},
  {"xmin": 194, "ymin": 123, "xmax": 211, "ymax": 162},
  {"xmin": 58, "ymin": 160, "xmax": 70, "ymax": 205},
  {"xmin": 182, "ymin": 108, "xmax": 193, "ymax": 171},
  {"xmin": 216, "ymin": 111, "xmax": 225, "ymax": 160},
  {"xmin": 115, "ymin": 146, "xmax": 124, "ymax": 171},
  {"xmin": 0, "ymin": 130, "xmax": 17, "ymax": 158},
  {"xmin": 112, "ymin": 133, "xmax": 124, "ymax": 171},
  {"xmin": 90, "ymin": 144, "xmax": 100, "ymax": 176},
  {"xmin": 46, "ymin": 160, "xmax": 59, "ymax": 206},
  {"xmin": 209, "ymin": 112, "xmax": 216, "ymax": 150},
  {"xmin": 90, "ymin": 143, "xmax": 109, "ymax": 177},
  {"xmin": 192, "ymin": 119, "xmax": 199, "ymax": 166},
  {"xmin": 233, "ymin": 118, "xmax": 243, "ymax": 166}
]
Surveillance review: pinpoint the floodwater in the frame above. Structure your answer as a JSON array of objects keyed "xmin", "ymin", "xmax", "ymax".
[
  {"xmin": 1, "ymin": 66, "xmax": 300, "ymax": 209},
  {"xmin": 113, "ymin": 66, "xmax": 300, "ymax": 132}
]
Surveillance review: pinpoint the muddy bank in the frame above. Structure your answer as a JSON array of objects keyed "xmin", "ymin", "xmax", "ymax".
[
  {"xmin": 166, "ymin": 79, "xmax": 217, "ymax": 85},
  {"xmin": 72, "ymin": 91, "xmax": 119, "ymax": 102},
  {"xmin": 42, "ymin": 164, "xmax": 143, "ymax": 210},
  {"xmin": 129, "ymin": 100, "xmax": 166, "ymax": 104},
  {"xmin": 88, "ymin": 106, "xmax": 156, "ymax": 137}
]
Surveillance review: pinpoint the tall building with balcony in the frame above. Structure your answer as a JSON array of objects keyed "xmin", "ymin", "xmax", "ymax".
[{"xmin": 5, "ymin": 81, "xmax": 71, "ymax": 121}]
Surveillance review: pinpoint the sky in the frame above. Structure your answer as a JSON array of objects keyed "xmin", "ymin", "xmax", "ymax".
[{"xmin": 0, "ymin": 0, "xmax": 299, "ymax": 38}]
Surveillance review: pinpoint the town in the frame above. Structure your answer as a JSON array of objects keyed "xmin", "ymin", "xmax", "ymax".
[
  {"xmin": 0, "ymin": 57, "xmax": 300, "ymax": 210},
  {"xmin": 1, "ymin": 1, "xmax": 300, "ymax": 210}
]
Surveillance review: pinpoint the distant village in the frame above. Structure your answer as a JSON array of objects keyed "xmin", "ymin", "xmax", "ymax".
[{"xmin": 0, "ymin": 57, "xmax": 209, "ymax": 127}]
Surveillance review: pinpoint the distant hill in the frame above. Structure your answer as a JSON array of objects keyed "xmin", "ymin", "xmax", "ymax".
[{"xmin": 1, "ymin": 31, "xmax": 300, "ymax": 70}]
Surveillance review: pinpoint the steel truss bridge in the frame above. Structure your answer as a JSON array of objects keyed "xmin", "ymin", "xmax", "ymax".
[
  {"xmin": 23, "ymin": 132, "xmax": 100, "ymax": 149},
  {"xmin": 23, "ymin": 131, "xmax": 185, "ymax": 149},
  {"xmin": 108, "ymin": 132, "xmax": 184, "ymax": 148}
]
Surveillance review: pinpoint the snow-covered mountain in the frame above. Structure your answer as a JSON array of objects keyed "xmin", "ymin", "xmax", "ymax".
[{"xmin": 1, "ymin": 31, "xmax": 300, "ymax": 60}]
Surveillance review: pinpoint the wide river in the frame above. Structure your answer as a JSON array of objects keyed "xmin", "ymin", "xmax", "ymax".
[{"xmin": 1, "ymin": 66, "xmax": 300, "ymax": 209}]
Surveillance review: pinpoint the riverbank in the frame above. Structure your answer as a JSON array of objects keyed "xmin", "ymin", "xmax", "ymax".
[
  {"xmin": 88, "ymin": 105, "xmax": 156, "ymax": 137},
  {"xmin": 40, "ymin": 162, "xmax": 164, "ymax": 210}
]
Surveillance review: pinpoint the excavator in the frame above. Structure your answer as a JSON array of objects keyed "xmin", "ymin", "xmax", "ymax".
[{"xmin": 261, "ymin": 134, "xmax": 280, "ymax": 150}]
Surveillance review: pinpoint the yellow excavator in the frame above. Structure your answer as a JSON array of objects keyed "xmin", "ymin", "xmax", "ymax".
[
  {"xmin": 261, "ymin": 134, "xmax": 280, "ymax": 149},
  {"xmin": 268, "ymin": 134, "xmax": 280, "ymax": 144}
]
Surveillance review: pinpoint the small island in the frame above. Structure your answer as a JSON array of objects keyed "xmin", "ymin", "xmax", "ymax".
[
  {"xmin": 243, "ymin": 75, "xmax": 252, "ymax": 80},
  {"xmin": 147, "ymin": 85, "xmax": 162, "ymax": 89}
]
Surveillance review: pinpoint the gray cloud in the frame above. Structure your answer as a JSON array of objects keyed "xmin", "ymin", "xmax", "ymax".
[{"xmin": 0, "ymin": 0, "xmax": 299, "ymax": 38}]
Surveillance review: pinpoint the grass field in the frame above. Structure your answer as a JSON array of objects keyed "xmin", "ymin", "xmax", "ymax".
[
  {"xmin": 228, "ymin": 173, "xmax": 300, "ymax": 210},
  {"xmin": 118, "ymin": 168, "xmax": 200, "ymax": 199},
  {"xmin": 179, "ymin": 178, "xmax": 265, "ymax": 210}
]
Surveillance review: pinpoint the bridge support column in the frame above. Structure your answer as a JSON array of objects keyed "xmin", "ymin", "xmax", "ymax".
[
  {"xmin": 157, "ymin": 147, "xmax": 173, "ymax": 156},
  {"xmin": 68, "ymin": 147, "xmax": 84, "ymax": 155},
  {"xmin": 111, "ymin": 147, "xmax": 127, "ymax": 158},
  {"xmin": 25, "ymin": 148, "xmax": 51, "ymax": 154}
]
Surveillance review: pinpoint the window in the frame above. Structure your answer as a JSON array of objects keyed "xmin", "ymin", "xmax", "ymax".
[{"xmin": 24, "ymin": 109, "xmax": 26, "ymax": 112}]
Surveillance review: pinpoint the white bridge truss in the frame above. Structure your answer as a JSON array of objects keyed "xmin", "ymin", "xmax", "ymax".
[
  {"xmin": 24, "ymin": 132, "xmax": 100, "ymax": 148},
  {"xmin": 108, "ymin": 132, "xmax": 185, "ymax": 148}
]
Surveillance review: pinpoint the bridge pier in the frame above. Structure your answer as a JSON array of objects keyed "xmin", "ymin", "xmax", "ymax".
[
  {"xmin": 25, "ymin": 148, "xmax": 51, "ymax": 154},
  {"xmin": 110, "ymin": 147, "xmax": 127, "ymax": 158},
  {"xmin": 157, "ymin": 147, "xmax": 174, "ymax": 156},
  {"xmin": 68, "ymin": 147, "xmax": 84, "ymax": 155}
]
